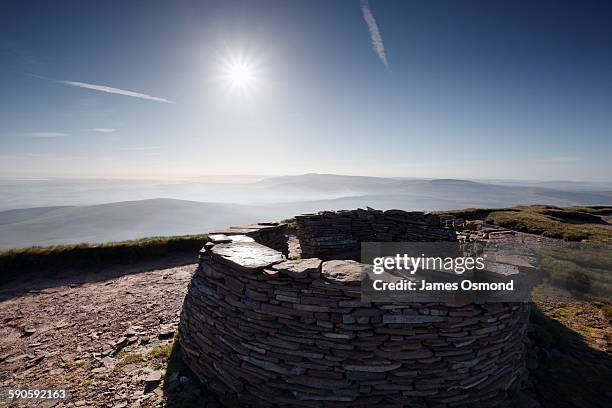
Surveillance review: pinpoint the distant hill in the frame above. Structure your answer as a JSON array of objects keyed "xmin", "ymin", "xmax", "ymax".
[
  {"xmin": 0, "ymin": 199, "xmax": 267, "ymax": 250},
  {"xmin": 0, "ymin": 174, "xmax": 611, "ymax": 249}
]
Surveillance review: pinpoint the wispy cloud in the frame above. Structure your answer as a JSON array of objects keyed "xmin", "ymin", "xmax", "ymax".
[
  {"xmin": 26, "ymin": 132, "xmax": 67, "ymax": 138},
  {"xmin": 119, "ymin": 146, "xmax": 161, "ymax": 151},
  {"xmin": 59, "ymin": 80, "xmax": 174, "ymax": 103},
  {"xmin": 360, "ymin": 0, "xmax": 389, "ymax": 69},
  {"xmin": 91, "ymin": 128, "xmax": 116, "ymax": 133},
  {"xmin": 31, "ymin": 74, "xmax": 174, "ymax": 103}
]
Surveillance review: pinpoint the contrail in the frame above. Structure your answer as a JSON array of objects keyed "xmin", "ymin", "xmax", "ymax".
[
  {"xmin": 91, "ymin": 128, "xmax": 116, "ymax": 133},
  {"xmin": 59, "ymin": 80, "xmax": 174, "ymax": 103},
  {"xmin": 361, "ymin": 0, "xmax": 389, "ymax": 69},
  {"xmin": 30, "ymin": 74, "xmax": 174, "ymax": 103},
  {"xmin": 26, "ymin": 132, "xmax": 67, "ymax": 138}
]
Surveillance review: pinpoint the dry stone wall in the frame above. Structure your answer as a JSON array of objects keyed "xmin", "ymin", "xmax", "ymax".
[
  {"xmin": 179, "ymin": 214, "xmax": 531, "ymax": 407},
  {"xmin": 296, "ymin": 209, "xmax": 456, "ymax": 259},
  {"xmin": 209, "ymin": 222, "xmax": 288, "ymax": 255}
]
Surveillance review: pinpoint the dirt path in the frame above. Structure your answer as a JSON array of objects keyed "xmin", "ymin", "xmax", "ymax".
[{"xmin": 0, "ymin": 255, "xmax": 199, "ymax": 408}]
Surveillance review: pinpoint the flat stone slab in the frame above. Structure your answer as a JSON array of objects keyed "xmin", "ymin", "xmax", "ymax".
[
  {"xmin": 272, "ymin": 258, "xmax": 322, "ymax": 278},
  {"xmin": 208, "ymin": 234, "xmax": 233, "ymax": 243},
  {"xmin": 321, "ymin": 260, "xmax": 369, "ymax": 285},
  {"xmin": 491, "ymin": 254, "xmax": 536, "ymax": 269},
  {"xmin": 209, "ymin": 223, "xmax": 284, "ymax": 236},
  {"xmin": 210, "ymin": 242, "xmax": 284, "ymax": 273},
  {"xmin": 228, "ymin": 235, "xmax": 256, "ymax": 243},
  {"xmin": 209, "ymin": 234, "xmax": 255, "ymax": 244},
  {"xmin": 482, "ymin": 261, "xmax": 520, "ymax": 276},
  {"xmin": 209, "ymin": 228, "xmax": 264, "ymax": 235}
]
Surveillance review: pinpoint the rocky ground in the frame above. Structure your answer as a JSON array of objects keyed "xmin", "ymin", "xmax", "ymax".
[
  {"xmin": 0, "ymin": 233, "xmax": 610, "ymax": 408},
  {"xmin": 0, "ymin": 254, "xmax": 212, "ymax": 408}
]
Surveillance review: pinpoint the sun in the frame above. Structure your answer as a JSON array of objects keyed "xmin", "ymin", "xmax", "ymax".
[
  {"xmin": 216, "ymin": 48, "xmax": 263, "ymax": 97},
  {"xmin": 226, "ymin": 62, "xmax": 255, "ymax": 88}
]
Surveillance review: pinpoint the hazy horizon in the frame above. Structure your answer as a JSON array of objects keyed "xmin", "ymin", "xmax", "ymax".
[
  {"xmin": 1, "ymin": 172, "xmax": 611, "ymax": 249},
  {"xmin": 1, "ymin": 173, "xmax": 610, "ymax": 210},
  {"xmin": 1, "ymin": 172, "xmax": 612, "ymax": 184}
]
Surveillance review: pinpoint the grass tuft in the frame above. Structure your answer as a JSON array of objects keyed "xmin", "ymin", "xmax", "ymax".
[
  {"xmin": 148, "ymin": 343, "xmax": 173, "ymax": 361},
  {"xmin": 120, "ymin": 352, "xmax": 144, "ymax": 365}
]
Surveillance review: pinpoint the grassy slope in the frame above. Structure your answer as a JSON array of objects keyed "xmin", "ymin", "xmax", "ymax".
[
  {"xmin": 0, "ymin": 235, "xmax": 208, "ymax": 282},
  {"xmin": 441, "ymin": 205, "xmax": 612, "ymax": 242},
  {"xmin": 440, "ymin": 205, "xmax": 612, "ymax": 302}
]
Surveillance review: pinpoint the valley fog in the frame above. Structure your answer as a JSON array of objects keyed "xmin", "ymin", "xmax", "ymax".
[{"xmin": 0, "ymin": 174, "xmax": 610, "ymax": 249}]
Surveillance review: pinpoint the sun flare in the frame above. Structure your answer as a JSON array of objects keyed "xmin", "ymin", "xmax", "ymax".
[
  {"xmin": 226, "ymin": 62, "xmax": 255, "ymax": 88},
  {"xmin": 216, "ymin": 48, "xmax": 263, "ymax": 97}
]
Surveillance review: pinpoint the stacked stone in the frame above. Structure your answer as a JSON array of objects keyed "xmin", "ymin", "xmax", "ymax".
[
  {"xmin": 210, "ymin": 222, "xmax": 288, "ymax": 255},
  {"xmin": 179, "ymin": 238, "xmax": 530, "ymax": 407},
  {"xmin": 295, "ymin": 209, "xmax": 456, "ymax": 259}
]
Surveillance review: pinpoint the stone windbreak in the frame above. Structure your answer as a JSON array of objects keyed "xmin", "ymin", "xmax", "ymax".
[
  {"xmin": 179, "ymin": 210, "xmax": 532, "ymax": 407},
  {"xmin": 295, "ymin": 209, "xmax": 457, "ymax": 260}
]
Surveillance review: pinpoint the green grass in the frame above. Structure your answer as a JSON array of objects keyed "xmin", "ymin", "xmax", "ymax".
[
  {"xmin": 148, "ymin": 342, "xmax": 173, "ymax": 360},
  {"xmin": 120, "ymin": 352, "xmax": 145, "ymax": 365},
  {"xmin": 0, "ymin": 234, "xmax": 208, "ymax": 282},
  {"xmin": 439, "ymin": 205, "xmax": 612, "ymax": 242},
  {"xmin": 436, "ymin": 207, "xmax": 507, "ymax": 220},
  {"xmin": 486, "ymin": 208, "xmax": 611, "ymax": 242},
  {"xmin": 162, "ymin": 336, "xmax": 185, "ymax": 388},
  {"xmin": 280, "ymin": 217, "xmax": 297, "ymax": 233},
  {"xmin": 591, "ymin": 301, "xmax": 612, "ymax": 321},
  {"xmin": 439, "ymin": 205, "xmax": 612, "ymax": 297},
  {"xmin": 537, "ymin": 245, "xmax": 612, "ymax": 299}
]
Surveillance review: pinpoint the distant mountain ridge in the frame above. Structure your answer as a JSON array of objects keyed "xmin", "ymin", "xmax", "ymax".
[{"xmin": 0, "ymin": 174, "xmax": 611, "ymax": 249}]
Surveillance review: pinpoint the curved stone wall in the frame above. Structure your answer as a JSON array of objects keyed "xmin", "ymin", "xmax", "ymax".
[
  {"xmin": 179, "ymin": 233, "xmax": 530, "ymax": 407},
  {"xmin": 295, "ymin": 209, "xmax": 456, "ymax": 260}
]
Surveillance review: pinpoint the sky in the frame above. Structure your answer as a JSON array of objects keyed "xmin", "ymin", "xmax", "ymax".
[{"xmin": 0, "ymin": 0, "xmax": 610, "ymax": 181}]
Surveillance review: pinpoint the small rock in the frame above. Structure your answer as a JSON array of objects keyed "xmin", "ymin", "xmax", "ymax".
[
  {"xmin": 26, "ymin": 355, "xmax": 45, "ymax": 368},
  {"xmin": 143, "ymin": 369, "xmax": 164, "ymax": 384},
  {"xmin": 6, "ymin": 354, "xmax": 27, "ymax": 363},
  {"xmin": 114, "ymin": 337, "xmax": 128, "ymax": 349},
  {"xmin": 101, "ymin": 356, "xmax": 115, "ymax": 367},
  {"xmin": 158, "ymin": 326, "xmax": 175, "ymax": 340},
  {"xmin": 23, "ymin": 327, "xmax": 37, "ymax": 337}
]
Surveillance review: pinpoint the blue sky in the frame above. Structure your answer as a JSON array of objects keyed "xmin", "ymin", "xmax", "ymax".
[{"xmin": 0, "ymin": 0, "xmax": 610, "ymax": 180}]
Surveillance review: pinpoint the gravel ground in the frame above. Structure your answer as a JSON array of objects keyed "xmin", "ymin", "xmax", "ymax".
[{"xmin": 0, "ymin": 255, "xmax": 203, "ymax": 408}]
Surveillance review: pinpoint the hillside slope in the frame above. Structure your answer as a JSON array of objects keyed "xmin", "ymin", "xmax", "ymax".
[{"xmin": 0, "ymin": 199, "xmax": 264, "ymax": 250}]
